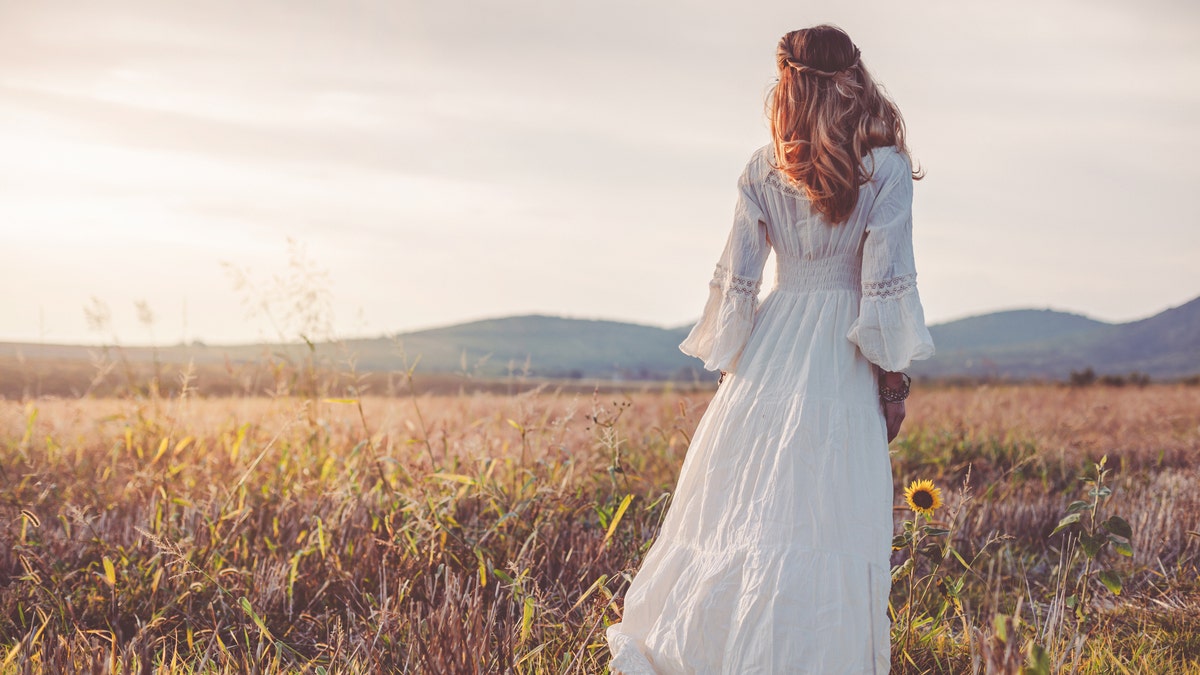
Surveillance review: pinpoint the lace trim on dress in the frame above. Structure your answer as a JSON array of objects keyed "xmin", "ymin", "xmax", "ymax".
[
  {"xmin": 764, "ymin": 169, "xmax": 807, "ymax": 200},
  {"xmin": 713, "ymin": 264, "xmax": 762, "ymax": 300},
  {"xmin": 862, "ymin": 273, "xmax": 917, "ymax": 299}
]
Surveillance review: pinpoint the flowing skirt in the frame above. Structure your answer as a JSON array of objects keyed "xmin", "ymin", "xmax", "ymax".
[{"xmin": 607, "ymin": 287, "xmax": 893, "ymax": 674}]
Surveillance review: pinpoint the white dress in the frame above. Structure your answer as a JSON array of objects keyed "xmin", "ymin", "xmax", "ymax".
[{"xmin": 606, "ymin": 145, "xmax": 935, "ymax": 674}]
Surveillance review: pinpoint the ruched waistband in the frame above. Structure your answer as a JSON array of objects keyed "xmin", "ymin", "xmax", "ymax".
[{"xmin": 774, "ymin": 253, "xmax": 861, "ymax": 293}]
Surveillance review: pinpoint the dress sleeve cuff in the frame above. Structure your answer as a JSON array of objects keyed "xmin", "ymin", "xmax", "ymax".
[
  {"xmin": 846, "ymin": 277, "xmax": 935, "ymax": 372},
  {"xmin": 679, "ymin": 272, "xmax": 758, "ymax": 372}
]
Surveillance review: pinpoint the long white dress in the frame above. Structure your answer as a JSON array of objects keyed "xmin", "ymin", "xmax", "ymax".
[{"xmin": 606, "ymin": 145, "xmax": 935, "ymax": 674}]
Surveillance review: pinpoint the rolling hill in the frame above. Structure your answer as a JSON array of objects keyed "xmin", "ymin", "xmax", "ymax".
[
  {"xmin": 2, "ymin": 296, "xmax": 1197, "ymax": 392},
  {"xmin": 338, "ymin": 316, "xmax": 699, "ymax": 379},
  {"xmin": 911, "ymin": 297, "xmax": 1200, "ymax": 380},
  {"xmin": 926, "ymin": 309, "xmax": 1110, "ymax": 352}
]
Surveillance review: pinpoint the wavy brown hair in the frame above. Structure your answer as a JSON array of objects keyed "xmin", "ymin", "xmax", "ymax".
[{"xmin": 769, "ymin": 25, "xmax": 920, "ymax": 224}]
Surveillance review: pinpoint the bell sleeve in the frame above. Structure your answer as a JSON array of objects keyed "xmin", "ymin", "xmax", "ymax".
[
  {"xmin": 845, "ymin": 150, "xmax": 936, "ymax": 372},
  {"xmin": 679, "ymin": 162, "xmax": 770, "ymax": 373}
]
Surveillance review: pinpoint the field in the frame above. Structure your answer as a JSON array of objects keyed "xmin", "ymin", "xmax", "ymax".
[{"xmin": 2, "ymin": 383, "xmax": 1199, "ymax": 673}]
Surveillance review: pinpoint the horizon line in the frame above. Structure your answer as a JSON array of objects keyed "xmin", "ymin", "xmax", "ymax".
[{"xmin": 3, "ymin": 294, "xmax": 1196, "ymax": 350}]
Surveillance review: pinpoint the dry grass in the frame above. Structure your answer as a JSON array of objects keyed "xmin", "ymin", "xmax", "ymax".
[
  {"xmin": 1, "ymin": 384, "xmax": 1198, "ymax": 673},
  {"xmin": 891, "ymin": 386, "xmax": 1200, "ymax": 673}
]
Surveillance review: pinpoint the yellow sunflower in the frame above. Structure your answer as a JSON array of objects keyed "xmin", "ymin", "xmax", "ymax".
[{"xmin": 904, "ymin": 479, "xmax": 943, "ymax": 517}]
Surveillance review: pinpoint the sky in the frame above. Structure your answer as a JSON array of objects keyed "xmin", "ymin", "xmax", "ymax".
[{"xmin": 1, "ymin": 0, "xmax": 1198, "ymax": 345}]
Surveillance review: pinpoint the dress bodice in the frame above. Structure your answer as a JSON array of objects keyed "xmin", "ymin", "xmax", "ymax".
[{"xmin": 679, "ymin": 144, "xmax": 933, "ymax": 373}]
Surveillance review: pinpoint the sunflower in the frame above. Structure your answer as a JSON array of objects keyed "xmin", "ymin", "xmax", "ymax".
[{"xmin": 904, "ymin": 479, "xmax": 943, "ymax": 517}]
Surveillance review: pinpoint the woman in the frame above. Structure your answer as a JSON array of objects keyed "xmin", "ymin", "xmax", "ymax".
[{"xmin": 606, "ymin": 25, "xmax": 934, "ymax": 674}]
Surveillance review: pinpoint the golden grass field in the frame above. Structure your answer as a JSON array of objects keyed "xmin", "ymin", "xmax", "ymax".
[{"xmin": 2, "ymin": 383, "xmax": 1199, "ymax": 673}]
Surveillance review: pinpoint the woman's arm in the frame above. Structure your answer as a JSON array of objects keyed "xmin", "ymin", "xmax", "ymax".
[
  {"xmin": 880, "ymin": 370, "xmax": 908, "ymax": 442},
  {"xmin": 678, "ymin": 155, "xmax": 771, "ymax": 374}
]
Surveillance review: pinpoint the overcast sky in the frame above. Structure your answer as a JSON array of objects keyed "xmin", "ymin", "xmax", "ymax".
[{"xmin": 2, "ymin": 0, "xmax": 1198, "ymax": 345}]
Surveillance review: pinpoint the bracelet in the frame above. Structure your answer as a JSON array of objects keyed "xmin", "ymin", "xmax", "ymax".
[{"xmin": 879, "ymin": 373, "xmax": 911, "ymax": 403}]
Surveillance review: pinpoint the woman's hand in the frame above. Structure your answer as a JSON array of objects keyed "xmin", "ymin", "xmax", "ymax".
[{"xmin": 883, "ymin": 400, "xmax": 906, "ymax": 442}]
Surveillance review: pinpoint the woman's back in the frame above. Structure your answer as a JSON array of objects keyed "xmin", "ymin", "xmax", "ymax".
[{"xmin": 753, "ymin": 145, "xmax": 910, "ymax": 263}]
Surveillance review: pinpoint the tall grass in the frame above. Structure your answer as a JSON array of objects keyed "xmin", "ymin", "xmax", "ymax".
[{"xmin": 1, "ymin": 384, "xmax": 1198, "ymax": 673}]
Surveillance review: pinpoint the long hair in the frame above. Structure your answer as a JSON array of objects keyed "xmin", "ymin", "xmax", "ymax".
[{"xmin": 769, "ymin": 25, "xmax": 920, "ymax": 224}]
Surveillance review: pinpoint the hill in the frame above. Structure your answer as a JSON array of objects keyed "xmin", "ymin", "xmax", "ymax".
[
  {"xmin": 928, "ymin": 309, "xmax": 1110, "ymax": 352},
  {"xmin": 911, "ymin": 297, "xmax": 1200, "ymax": 380},
  {"xmin": 340, "ymin": 315, "xmax": 699, "ymax": 379},
  {"xmin": 2, "ymin": 296, "xmax": 1197, "ymax": 394}
]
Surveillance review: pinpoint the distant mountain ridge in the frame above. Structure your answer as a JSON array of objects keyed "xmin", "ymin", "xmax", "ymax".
[
  {"xmin": 340, "ymin": 316, "xmax": 698, "ymax": 380},
  {"xmin": 3, "ymin": 296, "xmax": 1198, "ymax": 383},
  {"xmin": 927, "ymin": 309, "xmax": 1110, "ymax": 352},
  {"xmin": 912, "ymin": 297, "xmax": 1200, "ymax": 380}
]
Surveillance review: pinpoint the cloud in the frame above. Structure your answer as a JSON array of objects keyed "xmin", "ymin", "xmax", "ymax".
[{"xmin": 0, "ymin": 0, "xmax": 1197, "ymax": 343}]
